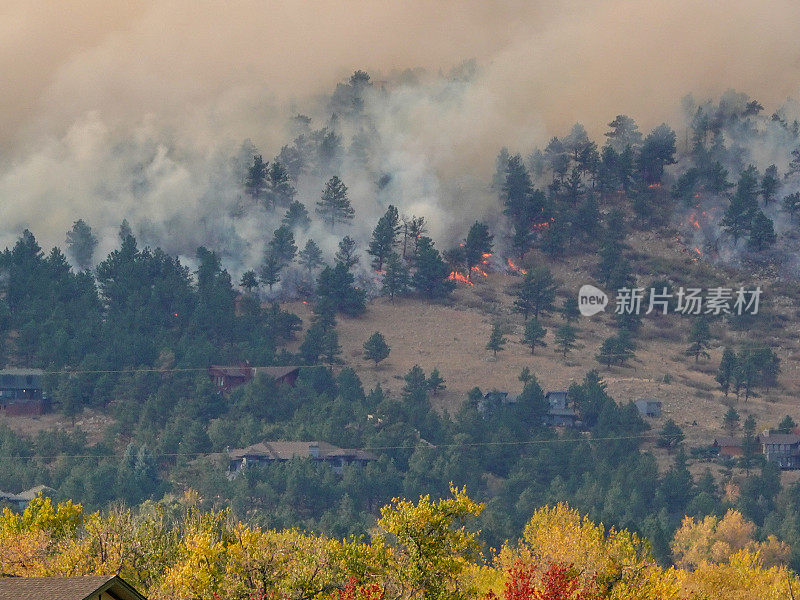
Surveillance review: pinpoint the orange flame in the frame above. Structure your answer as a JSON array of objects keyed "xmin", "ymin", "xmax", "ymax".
[
  {"xmin": 648, "ymin": 183, "xmax": 662, "ymax": 189},
  {"xmin": 507, "ymin": 258, "xmax": 528, "ymax": 275},
  {"xmin": 448, "ymin": 271, "xmax": 474, "ymax": 286},
  {"xmin": 471, "ymin": 265, "xmax": 488, "ymax": 278}
]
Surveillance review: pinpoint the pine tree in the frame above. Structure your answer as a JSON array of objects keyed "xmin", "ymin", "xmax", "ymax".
[
  {"xmin": 65, "ymin": 219, "xmax": 98, "ymax": 270},
  {"xmin": 265, "ymin": 161, "xmax": 296, "ymax": 209},
  {"xmin": 657, "ymin": 419, "xmax": 685, "ymax": 453},
  {"xmin": 298, "ymin": 239, "xmax": 324, "ymax": 271},
  {"xmin": 239, "ymin": 270, "xmax": 258, "ymax": 293},
  {"xmin": 462, "ymin": 221, "xmax": 493, "ymax": 278},
  {"xmin": 722, "ymin": 165, "xmax": 759, "ymax": 244},
  {"xmin": 269, "ymin": 225, "xmax": 297, "ymax": 265},
  {"xmin": 486, "ymin": 322, "xmax": 507, "ymax": 357},
  {"xmin": 685, "ymin": 317, "xmax": 712, "ymax": 362},
  {"xmin": 747, "ymin": 210, "xmax": 776, "ymax": 251},
  {"xmin": 382, "ymin": 252, "xmax": 410, "ymax": 300},
  {"xmin": 781, "ymin": 192, "xmax": 800, "ymax": 222},
  {"xmin": 716, "ymin": 348, "xmax": 737, "ymax": 396},
  {"xmin": 317, "ymin": 176, "xmax": 354, "ymax": 230},
  {"xmin": 722, "ymin": 406, "xmax": 740, "ymax": 436},
  {"xmin": 282, "ymin": 200, "xmax": 311, "ymax": 231},
  {"xmin": 259, "ymin": 253, "xmax": 282, "ymax": 291},
  {"xmin": 761, "ymin": 164, "xmax": 780, "ymax": 205},
  {"xmin": 561, "ymin": 297, "xmax": 580, "ymax": 323},
  {"xmin": 518, "ymin": 367, "xmax": 532, "ymax": 384},
  {"xmin": 363, "ymin": 332, "xmax": 390, "ymax": 366},
  {"xmin": 245, "ymin": 154, "xmax": 267, "ymax": 201},
  {"xmin": 427, "ymin": 368, "xmax": 446, "ymax": 396},
  {"xmin": 521, "ymin": 318, "xmax": 547, "ymax": 354},
  {"xmin": 510, "ymin": 267, "xmax": 557, "ymax": 320},
  {"xmin": 335, "ymin": 236, "xmax": 359, "ymax": 270},
  {"xmin": 368, "ymin": 205, "xmax": 401, "ymax": 271},
  {"xmin": 554, "ymin": 324, "xmax": 577, "ymax": 357},
  {"xmin": 412, "ymin": 237, "xmax": 455, "ymax": 299}
]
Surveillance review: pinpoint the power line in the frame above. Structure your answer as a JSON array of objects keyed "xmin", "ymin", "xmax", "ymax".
[{"xmin": 0, "ymin": 433, "xmax": 659, "ymax": 461}]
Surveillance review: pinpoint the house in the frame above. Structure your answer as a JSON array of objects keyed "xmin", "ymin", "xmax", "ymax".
[
  {"xmin": 544, "ymin": 390, "xmax": 580, "ymax": 427},
  {"xmin": 634, "ymin": 398, "xmax": 662, "ymax": 418},
  {"xmin": 228, "ymin": 440, "xmax": 376, "ymax": 475},
  {"xmin": 760, "ymin": 432, "xmax": 800, "ymax": 469},
  {"xmin": 712, "ymin": 436, "xmax": 744, "ymax": 457},
  {"xmin": 0, "ymin": 574, "xmax": 146, "ymax": 600},
  {"xmin": 208, "ymin": 365, "xmax": 301, "ymax": 393},
  {"xmin": 0, "ymin": 485, "xmax": 56, "ymax": 511},
  {"xmin": 477, "ymin": 390, "xmax": 517, "ymax": 416},
  {"xmin": 0, "ymin": 368, "xmax": 50, "ymax": 416}
]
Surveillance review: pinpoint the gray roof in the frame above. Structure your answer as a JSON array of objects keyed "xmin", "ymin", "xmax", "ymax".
[
  {"xmin": 17, "ymin": 485, "xmax": 55, "ymax": 500},
  {"xmin": 713, "ymin": 436, "xmax": 742, "ymax": 447},
  {"xmin": 229, "ymin": 440, "xmax": 376, "ymax": 462},
  {"xmin": 761, "ymin": 433, "xmax": 800, "ymax": 445},
  {"xmin": 0, "ymin": 368, "xmax": 45, "ymax": 376},
  {"xmin": 0, "ymin": 575, "xmax": 146, "ymax": 600}
]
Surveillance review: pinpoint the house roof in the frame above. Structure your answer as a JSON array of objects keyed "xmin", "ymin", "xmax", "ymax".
[
  {"xmin": 0, "ymin": 575, "xmax": 146, "ymax": 600},
  {"xmin": 0, "ymin": 368, "xmax": 45, "ymax": 376},
  {"xmin": 208, "ymin": 365, "xmax": 252, "ymax": 378},
  {"xmin": 229, "ymin": 440, "xmax": 376, "ymax": 462},
  {"xmin": 761, "ymin": 433, "xmax": 800, "ymax": 445},
  {"xmin": 253, "ymin": 366, "xmax": 301, "ymax": 380},
  {"xmin": 713, "ymin": 436, "xmax": 743, "ymax": 447},
  {"xmin": 17, "ymin": 485, "xmax": 55, "ymax": 500}
]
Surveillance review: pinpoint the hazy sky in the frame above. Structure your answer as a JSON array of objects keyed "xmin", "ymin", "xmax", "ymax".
[{"xmin": 4, "ymin": 0, "xmax": 800, "ymax": 149}]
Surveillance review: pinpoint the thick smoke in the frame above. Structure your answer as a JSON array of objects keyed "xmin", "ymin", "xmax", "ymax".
[{"xmin": 3, "ymin": 0, "xmax": 800, "ymax": 276}]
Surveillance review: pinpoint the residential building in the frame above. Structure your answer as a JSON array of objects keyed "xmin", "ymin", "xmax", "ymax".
[
  {"xmin": 477, "ymin": 390, "xmax": 517, "ymax": 416},
  {"xmin": 544, "ymin": 390, "xmax": 580, "ymax": 427},
  {"xmin": 228, "ymin": 440, "xmax": 376, "ymax": 475},
  {"xmin": 761, "ymin": 431, "xmax": 800, "ymax": 469},
  {"xmin": 0, "ymin": 368, "xmax": 50, "ymax": 416},
  {"xmin": 208, "ymin": 365, "xmax": 301, "ymax": 393},
  {"xmin": 0, "ymin": 574, "xmax": 146, "ymax": 600},
  {"xmin": 712, "ymin": 436, "xmax": 743, "ymax": 458},
  {"xmin": 0, "ymin": 485, "xmax": 55, "ymax": 511},
  {"xmin": 634, "ymin": 398, "xmax": 662, "ymax": 418}
]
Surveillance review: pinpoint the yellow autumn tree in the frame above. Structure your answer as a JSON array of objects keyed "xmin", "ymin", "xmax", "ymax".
[
  {"xmin": 671, "ymin": 509, "xmax": 790, "ymax": 569},
  {"xmin": 376, "ymin": 484, "xmax": 484, "ymax": 600},
  {"xmin": 497, "ymin": 503, "xmax": 681, "ymax": 600}
]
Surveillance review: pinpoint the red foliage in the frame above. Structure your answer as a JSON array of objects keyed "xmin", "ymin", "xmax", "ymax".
[
  {"xmin": 338, "ymin": 576, "xmax": 384, "ymax": 600},
  {"xmin": 487, "ymin": 562, "xmax": 598, "ymax": 600}
]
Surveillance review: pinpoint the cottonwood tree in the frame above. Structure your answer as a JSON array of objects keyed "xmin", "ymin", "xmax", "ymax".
[
  {"xmin": 363, "ymin": 332, "xmax": 390, "ymax": 366},
  {"xmin": 316, "ymin": 175, "xmax": 354, "ymax": 229}
]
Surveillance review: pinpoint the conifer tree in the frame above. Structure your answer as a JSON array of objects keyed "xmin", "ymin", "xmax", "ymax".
[
  {"xmin": 554, "ymin": 324, "xmax": 577, "ymax": 357},
  {"xmin": 427, "ymin": 368, "xmax": 446, "ymax": 396},
  {"xmin": 317, "ymin": 176, "xmax": 354, "ymax": 230},
  {"xmin": 269, "ymin": 225, "xmax": 297, "ymax": 265},
  {"xmin": 382, "ymin": 252, "xmax": 410, "ymax": 301},
  {"xmin": 335, "ymin": 236, "xmax": 359, "ymax": 270},
  {"xmin": 282, "ymin": 200, "xmax": 311, "ymax": 231},
  {"xmin": 685, "ymin": 317, "xmax": 712, "ymax": 362},
  {"xmin": 298, "ymin": 239, "xmax": 324, "ymax": 271},
  {"xmin": 368, "ymin": 205, "xmax": 401, "ymax": 271},
  {"xmin": 363, "ymin": 332, "xmax": 390, "ymax": 366},
  {"xmin": 521, "ymin": 318, "xmax": 547, "ymax": 354},
  {"xmin": 486, "ymin": 322, "xmax": 507, "ymax": 357}
]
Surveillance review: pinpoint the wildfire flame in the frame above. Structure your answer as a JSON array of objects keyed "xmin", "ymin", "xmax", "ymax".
[
  {"xmin": 471, "ymin": 265, "xmax": 488, "ymax": 278},
  {"xmin": 647, "ymin": 183, "xmax": 662, "ymax": 189},
  {"xmin": 531, "ymin": 218, "xmax": 555, "ymax": 231},
  {"xmin": 448, "ymin": 271, "xmax": 474, "ymax": 286},
  {"xmin": 507, "ymin": 258, "xmax": 528, "ymax": 275}
]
